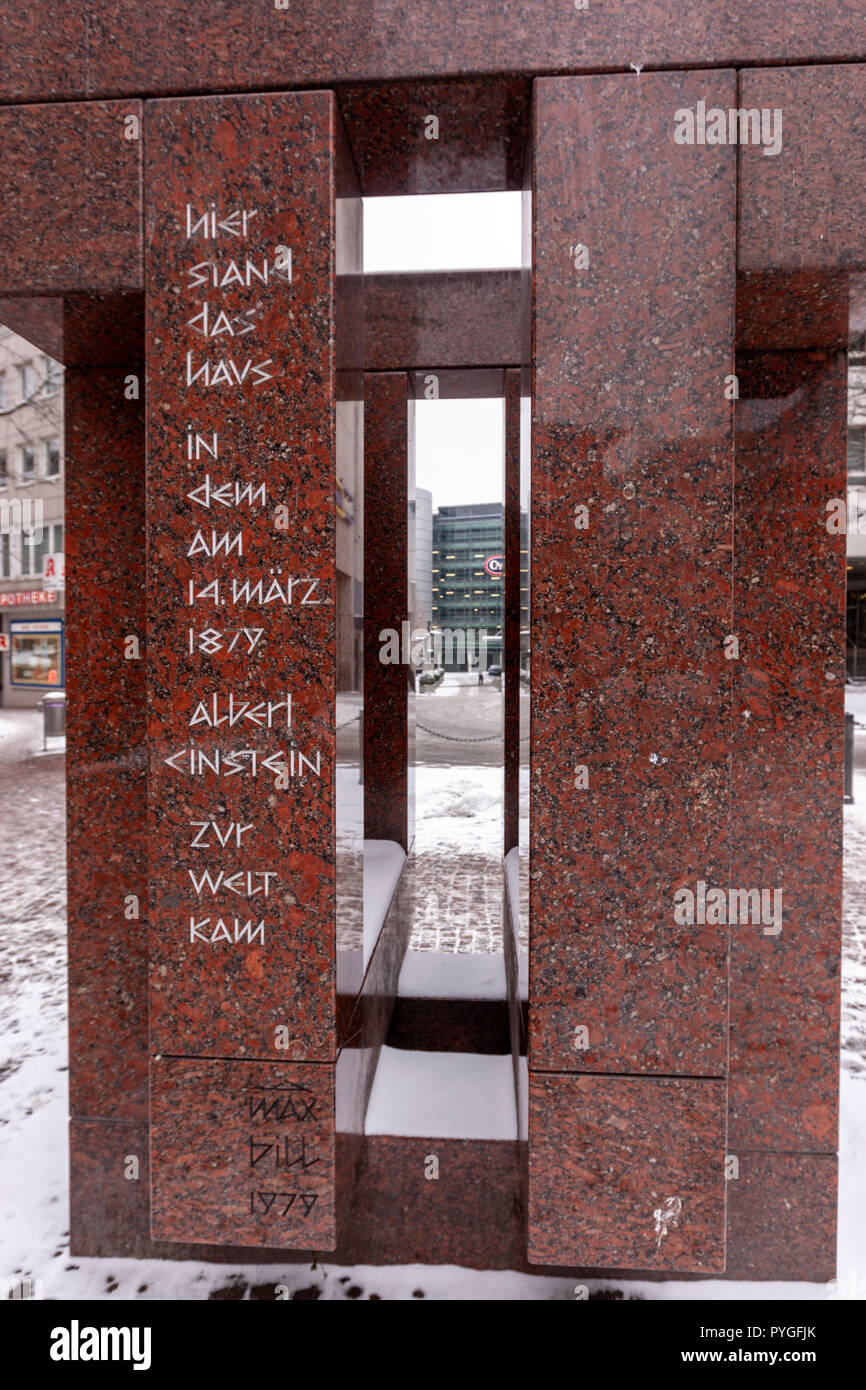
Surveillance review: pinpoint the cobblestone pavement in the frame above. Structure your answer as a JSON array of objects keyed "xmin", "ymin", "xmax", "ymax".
[
  {"xmin": 0, "ymin": 710, "xmax": 66, "ymax": 924},
  {"xmin": 408, "ymin": 678, "xmax": 525, "ymax": 951},
  {"xmin": 409, "ymin": 850, "xmax": 507, "ymax": 953}
]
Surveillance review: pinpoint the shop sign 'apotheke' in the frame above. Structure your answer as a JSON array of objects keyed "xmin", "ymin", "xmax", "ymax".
[{"xmin": 0, "ymin": 591, "xmax": 57, "ymax": 606}]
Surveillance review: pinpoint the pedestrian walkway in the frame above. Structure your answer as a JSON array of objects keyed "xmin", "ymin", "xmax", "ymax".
[
  {"xmin": 0, "ymin": 709, "xmax": 66, "ymax": 923},
  {"xmin": 409, "ymin": 849, "xmax": 506, "ymax": 953}
]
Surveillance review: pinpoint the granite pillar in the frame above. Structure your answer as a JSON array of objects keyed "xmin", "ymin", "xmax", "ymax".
[
  {"xmin": 726, "ymin": 327, "xmax": 846, "ymax": 1275},
  {"xmin": 363, "ymin": 372, "xmax": 412, "ymax": 850},
  {"xmin": 721, "ymin": 66, "xmax": 858, "ymax": 1275},
  {"xmin": 144, "ymin": 91, "xmax": 362, "ymax": 1250},
  {"xmin": 65, "ymin": 300, "xmax": 148, "ymax": 1253},
  {"xmin": 528, "ymin": 71, "xmax": 736, "ymax": 1271}
]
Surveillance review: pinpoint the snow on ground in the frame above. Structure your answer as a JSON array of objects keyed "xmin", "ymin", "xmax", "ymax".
[
  {"xmin": 1, "ymin": 704, "xmax": 865, "ymax": 1299},
  {"xmin": 398, "ymin": 949, "xmax": 507, "ymax": 999},
  {"xmin": 365, "ymin": 1048, "xmax": 518, "ymax": 1139},
  {"xmin": 844, "ymin": 684, "xmax": 866, "ymax": 729},
  {"xmin": 415, "ymin": 765, "xmax": 503, "ymax": 854}
]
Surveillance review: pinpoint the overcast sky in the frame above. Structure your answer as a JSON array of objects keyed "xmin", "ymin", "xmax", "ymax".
[
  {"xmin": 412, "ymin": 397, "xmax": 504, "ymax": 509},
  {"xmin": 363, "ymin": 191, "xmax": 522, "ymax": 273},
  {"xmin": 364, "ymin": 191, "xmax": 525, "ymax": 510}
]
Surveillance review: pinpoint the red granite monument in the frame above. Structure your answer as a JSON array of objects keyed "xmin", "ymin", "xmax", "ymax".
[{"xmin": 0, "ymin": 1, "xmax": 859, "ymax": 1280}]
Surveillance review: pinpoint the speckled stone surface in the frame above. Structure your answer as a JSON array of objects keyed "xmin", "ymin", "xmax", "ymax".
[
  {"xmin": 150, "ymin": 1058, "xmax": 336, "ymax": 1248},
  {"xmin": 0, "ymin": 297, "xmax": 63, "ymax": 359},
  {"xmin": 528, "ymin": 1074, "xmax": 727, "ymax": 1272},
  {"xmin": 725, "ymin": 1152, "xmax": 837, "ymax": 1281},
  {"xmin": 736, "ymin": 272, "xmax": 850, "ymax": 351},
  {"xmin": 409, "ymin": 369, "xmax": 505, "ymax": 400},
  {"xmin": 338, "ymin": 78, "xmax": 529, "ymax": 196},
  {"xmin": 65, "ymin": 360, "xmax": 148, "ymax": 1121},
  {"xmin": 740, "ymin": 65, "xmax": 866, "ymax": 272},
  {"xmin": 0, "ymin": 294, "xmax": 147, "ymax": 368},
  {"xmin": 530, "ymin": 72, "xmax": 736, "ymax": 1079},
  {"xmin": 342, "ymin": 1136, "xmax": 525, "ymax": 1268},
  {"xmin": 337, "ymin": 854, "xmax": 415, "ymax": 1138},
  {"xmin": 145, "ymin": 92, "xmax": 347, "ymax": 1063},
  {"xmin": 60, "ymin": 294, "xmax": 146, "ymax": 367},
  {"xmin": 363, "ymin": 372, "xmax": 410, "ymax": 848},
  {"xmin": 729, "ymin": 350, "xmax": 845, "ymax": 1152},
  {"xmin": 0, "ymin": 101, "xmax": 141, "ymax": 294},
  {"xmin": 4, "ymin": 4, "xmax": 866, "ymax": 104},
  {"xmin": 0, "ymin": 4, "xmax": 88, "ymax": 102},
  {"xmin": 70, "ymin": 1118, "xmax": 153, "ymax": 1259},
  {"xmin": 362, "ymin": 272, "xmax": 522, "ymax": 372},
  {"xmin": 2, "ymin": 20, "xmax": 849, "ymax": 1278},
  {"xmin": 66, "ymin": 758, "xmax": 148, "ymax": 1121},
  {"xmin": 71, "ymin": 1118, "xmax": 834, "ymax": 1280}
]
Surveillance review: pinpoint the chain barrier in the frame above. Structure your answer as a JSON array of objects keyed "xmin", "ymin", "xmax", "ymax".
[
  {"xmin": 339, "ymin": 712, "xmax": 530, "ymax": 743},
  {"xmin": 416, "ymin": 721, "xmax": 501, "ymax": 743}
]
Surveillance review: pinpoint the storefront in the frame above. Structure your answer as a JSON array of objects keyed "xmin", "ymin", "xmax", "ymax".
[{"xmin": 0, "ymin": 592, "xmax": 65, "ymax": 708}]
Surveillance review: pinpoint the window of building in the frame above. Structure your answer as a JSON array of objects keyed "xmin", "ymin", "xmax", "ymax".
[
  {"xmin": 0, "ymin": 451, "xmax": 7, "ymax": 488},
  {"xmin": 18, "ymin": 362, "xmax": 35, "ymax": 401},
  {"xmin": 20, "ymin": 521, "xmax": 61, "ymax": 578},
  {"xmin": 0, "ymin": 371, "xmax": 6, "ymax": 409},
  {"xmin": 45, "ymin": 437, "xmax": 61, "ymax": 477},
  {"xmin": 43, "ymin": 357, "xmax": 62, "ymax": 395},
  {"xmin": 21, "ymin": 533, "xmax": 36, "ymax": 576},
  {"xmin": 20, "ymin": 446, "xmax": 35, "ymax": 482},
  {"xmin": 1, "ymin": 534, "xmax": 10, "ymax": 579},
  {"xmin": 32, "ymin": 529, "xmax": 50, "ymax": 578},
  {"xmin": 9, "ymin": 619, "xmax": 64, "ymax": 687},
  {"xmin": 849, "ymin": 426, "xmax": 866, "ymax": 485}
]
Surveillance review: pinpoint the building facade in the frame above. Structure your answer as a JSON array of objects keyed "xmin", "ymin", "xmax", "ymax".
[
  {"xmin": 432, "ymin": 500, "xmax": 504, "ymax": 669},
  {"xmin": 0, "ymin": 326, "xmax": 64, "ymax": 708}
]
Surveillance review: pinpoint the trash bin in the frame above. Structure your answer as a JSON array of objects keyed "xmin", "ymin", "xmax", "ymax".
[{"xmin": 41, "ymin": 691, "xmax": 66, "ymax": 748}]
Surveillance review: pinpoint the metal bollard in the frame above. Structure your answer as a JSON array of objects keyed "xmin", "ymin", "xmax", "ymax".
[{"xmin": 845, "ymin": 711, "xmax": 855, "ymax": 804}]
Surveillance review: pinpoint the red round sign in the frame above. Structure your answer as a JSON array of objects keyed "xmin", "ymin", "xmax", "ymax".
[{"xmin": 484, "ymin": 554, "xmax": 504, "ymax": 578}]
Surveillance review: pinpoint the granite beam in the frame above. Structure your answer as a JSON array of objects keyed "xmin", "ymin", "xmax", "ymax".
[{"xmin": 4, "ymin": 3, "xmax": 866, "ymax": 105}]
